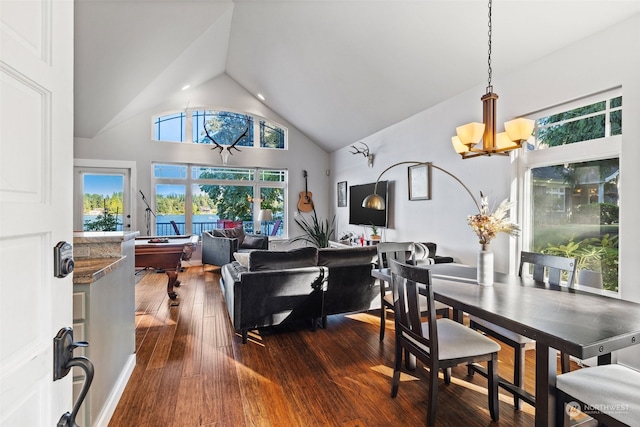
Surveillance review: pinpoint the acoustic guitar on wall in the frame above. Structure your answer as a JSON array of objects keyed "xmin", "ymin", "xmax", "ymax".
[{"xmin": 297, "ymin": 170, "xmax": 314, "ymax": 212}]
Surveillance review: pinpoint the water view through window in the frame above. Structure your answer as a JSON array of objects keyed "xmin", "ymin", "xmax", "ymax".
[
  {"xmin": 83, "ymin": 174, "xmax": 125, "ymax": 231},
  {"xmin": 152, "ymin": 164, "xmax": 287, "ymax": 237}
]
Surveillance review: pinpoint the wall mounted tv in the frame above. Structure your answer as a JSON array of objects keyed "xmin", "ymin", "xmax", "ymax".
[{"xmin": 349, "ymin": 181, "xmax": 388, "ymax": 227}]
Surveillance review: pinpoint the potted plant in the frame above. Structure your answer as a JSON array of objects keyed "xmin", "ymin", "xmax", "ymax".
[
  {"xmin": 369, "ymin": 223, "xmax": 380, "ymax": 241},
  {"xmin": 292, "ymin": 210, "xmax": 335, "ymax": 248},
  {"xmin": 542, "ymin": 236, "xmax": 607, "ymax": 288}
]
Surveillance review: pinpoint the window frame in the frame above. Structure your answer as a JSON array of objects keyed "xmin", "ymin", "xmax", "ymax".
[
  {"xmin": 152, "ymin": 108, "xmax": 288, "ymax": 150},
  {"xmin": 152, "ymin": 162, "xmax": 288, "ymax": 237},
  {"xmin": 516, "ymin": 88, "xmax": 622, "ymax": 296}
]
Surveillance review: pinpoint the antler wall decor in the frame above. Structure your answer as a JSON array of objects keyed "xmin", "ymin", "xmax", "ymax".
[
  {"xmin": 203, "ymin": 115, "xmax": 250, "ymax": 165},
  {"xmin": 350, "ymin": 142, "xmax": 374, "ymax": 168}
]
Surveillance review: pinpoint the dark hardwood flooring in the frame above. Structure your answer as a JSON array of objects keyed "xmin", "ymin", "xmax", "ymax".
[{"xmin": 109, "ymin": 266, "xmax": 583, "ymax": 427}]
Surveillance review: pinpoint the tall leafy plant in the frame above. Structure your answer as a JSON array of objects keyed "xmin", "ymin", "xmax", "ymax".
[
  {"xmin": 292, "ymin": 210, "xmax": 335, "ymax": 248},
  {"xmin": 541, "ymin": 234, "xmax": 619, "ymax": 291}
]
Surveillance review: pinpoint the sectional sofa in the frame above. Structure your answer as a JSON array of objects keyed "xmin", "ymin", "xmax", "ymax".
[{"xmin": 220, "ymin": 245, "xmax": 379, "ymax": 343}]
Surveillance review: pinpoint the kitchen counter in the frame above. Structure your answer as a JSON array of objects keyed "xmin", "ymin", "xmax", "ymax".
[
  {"xmin": 73, "ymin": 257, "xmax": 126, "ymax": 284},
  {"xmin": 73, "ymin": 231, "xmax": 139, "ymax": 258},
  {"xmin": 70, "ymin": 230, "xmax": 138, "ymax": 426},
  {"xmin": 73, "ymin": 230, "xmax": 138, "ymax": 242}
]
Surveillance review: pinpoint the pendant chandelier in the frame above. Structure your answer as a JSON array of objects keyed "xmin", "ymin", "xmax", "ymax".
[{"xmin": 451, "ymin": 0, "xmax": 534, "ymax": 159}]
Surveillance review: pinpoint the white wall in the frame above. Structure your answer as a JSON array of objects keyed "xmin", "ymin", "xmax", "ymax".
[
  {"xmin": 330, "ymin": 76, "xmax": 520, "ymax": 273},
  {"xmin": 330, "ymin": 14, "xmax": 640, "ymax": 367},
  {"xmin": 74, "ymin": 74, "xmax": 331, "ymax": 242}
]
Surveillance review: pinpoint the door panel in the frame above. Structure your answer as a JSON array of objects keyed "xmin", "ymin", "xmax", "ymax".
[{"xmin": 0, "ymin": 0, "xmax": 74, "ymax": 425}]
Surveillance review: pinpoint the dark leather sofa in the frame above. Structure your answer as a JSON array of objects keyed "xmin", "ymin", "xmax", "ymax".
[
  {"xmin": 220, "ymin": 245, "xmax": 379, "ymax": 343},
  {"xmin": 317, "ymin": 246, "xmax": 380, "ymax": 327}
]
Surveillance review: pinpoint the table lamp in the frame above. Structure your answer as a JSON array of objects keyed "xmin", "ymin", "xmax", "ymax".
[{"xmin": 257, "ymin": 209, "xmax": 273, "ymax": 234}]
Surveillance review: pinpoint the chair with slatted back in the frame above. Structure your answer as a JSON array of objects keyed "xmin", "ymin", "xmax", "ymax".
[
  {"xmin": 389, "ymin": 259, "xmax": 500, "ymax": 426},
  {"xmin": 468, "ymin": 251, "xmax": 577, "ymax": 409},
  {"xmin": 376, "ymin": 242, "xmax": 449, "ymax": 341}
]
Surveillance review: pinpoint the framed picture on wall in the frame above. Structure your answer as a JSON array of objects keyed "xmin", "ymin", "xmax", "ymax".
[
  {"xmin": 408, "ymin": 164, "xmax": 430, "ymax": 200},
  {"xmin": 337, "ymin": 181, "xmax": 347, "ymax": 207}
]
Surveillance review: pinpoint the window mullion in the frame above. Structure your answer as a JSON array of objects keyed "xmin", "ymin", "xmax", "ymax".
[{"xmin": 185, "ymin": 110, "xmax": 192, "ymax": 144}]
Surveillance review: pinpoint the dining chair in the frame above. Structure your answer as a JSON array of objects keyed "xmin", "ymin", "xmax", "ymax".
[
  {"xmin": 468, "ymin": 251, "xmax": 577, "ymax": 409},
  {"xmin": 269, "ymin": 219, "xmax": 282, "ymax": 236},
  {"xmin": 555, "ymin": 363, "xmax": 639, "ymax": 427},
  {"xmin": 170, "ymin": 220, "xmax": 181, "ymax": 235},
  {"xmin": 389, "ymin": 259, "xmax": 500, "ymax": 426},
  {"xmin": 376, "ymin": 242, "xmax": 449, "ymax": 341}
]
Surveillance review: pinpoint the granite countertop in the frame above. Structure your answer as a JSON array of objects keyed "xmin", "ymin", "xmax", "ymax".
[
  {"xmin": 73, "ymin": 256, "xmax": 127, "ymax": 284},
  {"xmin": 73, "ymin": 231, "xmax": 139, "ymax": 244}
]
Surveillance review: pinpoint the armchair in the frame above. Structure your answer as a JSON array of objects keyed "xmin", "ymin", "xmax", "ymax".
[{"xmin": 202, "ymin": 226, "xmax": 269, "ymax": 268}]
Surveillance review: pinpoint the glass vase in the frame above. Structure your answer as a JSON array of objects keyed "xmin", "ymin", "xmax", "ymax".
[{"xmin": 477, "ymin": 243, "xmax": 494, "ymax": 286}]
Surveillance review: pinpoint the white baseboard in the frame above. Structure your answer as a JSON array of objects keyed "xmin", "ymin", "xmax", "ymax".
[{"xmin": 93, "ymin": 354, "xmax": 136, "ymax": 427}]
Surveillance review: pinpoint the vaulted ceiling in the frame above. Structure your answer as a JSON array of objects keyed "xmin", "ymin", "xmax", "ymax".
[{"xmin": 74, "ymin": 0, "xmax": 640, "ymax": 152}]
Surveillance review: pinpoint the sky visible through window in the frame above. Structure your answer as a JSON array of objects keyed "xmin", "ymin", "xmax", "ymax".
[
  {"xmin": 86, "ymin": 175, "xmax": 179, "ymax": 197},
  {"xmin": 85, "ymin": 175, "xmax": 122, "ymax": 196}
]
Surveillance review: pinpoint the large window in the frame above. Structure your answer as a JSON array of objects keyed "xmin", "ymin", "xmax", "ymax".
[
  {"xmin": 520, "ymin": 90, "xmax": 621, "ymax": 293},
  {"xmin": 152, "ymin": 163, "xmax": 286, "ymax": 237},
  {"xmin": 153, "ymin": 109, "xmax": 287, "ymax": 150}
]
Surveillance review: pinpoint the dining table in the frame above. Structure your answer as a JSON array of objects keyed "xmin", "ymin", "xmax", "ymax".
[{"xmin": 371, "ymin": 263, "xmax": 640, "ymax": 427}]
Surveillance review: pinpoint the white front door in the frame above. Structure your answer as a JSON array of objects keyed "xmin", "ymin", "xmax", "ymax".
[{"xmin": 0, "ymin": 0, "xmax": 75, "ymax": 425}]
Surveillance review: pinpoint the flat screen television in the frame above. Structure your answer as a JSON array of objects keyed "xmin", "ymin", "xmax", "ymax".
[{"xmin": 349, "ymin": 181, "xmax": 388, "ymax": 227}]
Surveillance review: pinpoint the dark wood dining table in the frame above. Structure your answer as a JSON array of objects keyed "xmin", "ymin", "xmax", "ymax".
[{"xmin": 371, "ymin": 263, "xmax": 640, "ymax": 427}]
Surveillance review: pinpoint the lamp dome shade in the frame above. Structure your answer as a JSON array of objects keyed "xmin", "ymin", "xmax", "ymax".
[{"xmin": 362, "ymin": 193, "xmax": 386, "ymax": 210}]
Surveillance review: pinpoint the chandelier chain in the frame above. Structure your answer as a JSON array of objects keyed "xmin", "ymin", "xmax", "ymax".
[
  {"xmin": 452, "ymin": 0, "xmax": 535, "ymax": 158},
  {"xmin": 486, "ymin": 0, "xmax": 493, "ymax": 93}
]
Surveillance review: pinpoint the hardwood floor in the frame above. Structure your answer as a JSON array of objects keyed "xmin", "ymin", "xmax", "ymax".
[{"xmin": 109, "ymin": 266, "xmax": 577, "ymax": 427}]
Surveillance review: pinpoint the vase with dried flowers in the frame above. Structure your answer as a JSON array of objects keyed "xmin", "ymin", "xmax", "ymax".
[{"xmin": 467, "ymin": 193, "xmax": 520, "ymax": 285}]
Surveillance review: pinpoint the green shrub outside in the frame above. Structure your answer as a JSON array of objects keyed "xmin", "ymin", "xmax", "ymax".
[{"xmin": 534, "ymin": 228, "xmax": 618, "ymax": 292}]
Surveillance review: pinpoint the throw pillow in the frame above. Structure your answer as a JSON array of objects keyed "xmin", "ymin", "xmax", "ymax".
[
  {"xmin": 212, "ymin": 225, "xmax": 246, "ymax": 247},
  {"xmin": 415, "ymin": 242, "xmax": 437, "ymax": 259},
  {"xmin": 211, "ymin": 229, "xmax": 225, "ymax": 238},
  {"xmin": 229, "ymin": 226, "xmax": 245, "ymax": 246},
  {"xmin": 241, "ymin": 235, "xmax": 266, "ymax": 249},
  {"xmin": 249, "ymin": 247, "xmax": 318, "ymax": 271},
  {"xmin": 233, "ymin": 252, "xmax": 250, "ymax": 268}
]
